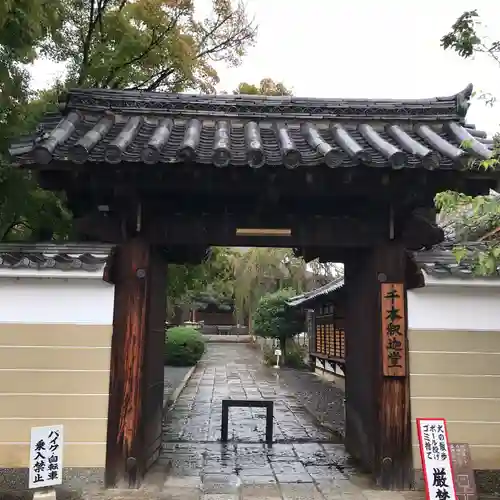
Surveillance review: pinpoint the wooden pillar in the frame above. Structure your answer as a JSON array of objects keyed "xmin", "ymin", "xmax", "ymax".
[
  {"xmin": 344, "ymin": 242, "xmax": 412, "ymax": 490},
  {"xmin": 374, "ymin": 241, "xmax": 412, "ymax": 489},
  {"xmin": 141, "ymin": 248, "xmax": 168, "ymax": 472},
  {"xmin": 103, "ymin": 238, "xmax": 167, "ymax": 487}
]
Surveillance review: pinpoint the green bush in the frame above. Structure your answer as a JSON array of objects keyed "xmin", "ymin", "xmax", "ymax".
[
  {"xmin": 285, "ymin": 341, "xmax": 308, "ymax": 369},
  {"xmin": 164, "ymin": 326, "xmax": 206, "ymax": 366},
  {"xmin": 261, "ymin": 341, "xmax": 307, "ymax": 369},
  {"xmin": 253, "ymin": 288, "xmax": 303, "ymax": 361}
]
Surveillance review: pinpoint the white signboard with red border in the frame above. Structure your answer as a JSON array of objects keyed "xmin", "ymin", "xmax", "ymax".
[{"xmin": 416, "ymin": 418, "xmax": 457, "ymax": 500}]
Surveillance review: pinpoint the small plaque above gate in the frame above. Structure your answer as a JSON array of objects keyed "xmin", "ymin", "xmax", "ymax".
[{"xmin": 380, "ymin": 282, "xmax": 406, "ymax": 377}]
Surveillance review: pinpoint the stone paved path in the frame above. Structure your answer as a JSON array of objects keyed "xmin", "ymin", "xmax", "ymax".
[
  {"xmin": 163, "ymin": 365, "xmax": 192, "ymax": 408},
  {"xmin": 159, "ymin": 343, "xmax": 425, "ymax": 500}
]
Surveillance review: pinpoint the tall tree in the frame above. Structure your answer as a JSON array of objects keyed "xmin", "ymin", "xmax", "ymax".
[
  {"xmin": 43, "ymin": 0, "xmax": 257, "ymax": 91},
  {"xmin": 0, "ymin": 0, "xmax": 63, "ymax": 132},
  {"xmin": 0, "ymin": 3, "xmax": 72, "ymax": 242},
  {"xmin": 231, "ymin": 248, "xmax": 305, "ymax": 327},
  {"xmin": 167, "ymin": 247, "xmax": 235, "ymax": 321},
  {"xmin": 0, "ymin": 0, "xmax": 257, "ymax": 241}
]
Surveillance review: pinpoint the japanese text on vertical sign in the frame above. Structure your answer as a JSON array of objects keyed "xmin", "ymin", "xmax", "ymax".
[
  {"xmin": 29, "ymin": 425, "xmax": 64, "ymax": 489},
  {"xmin": 380, "ymin": 282, "xmax": 406, "ymax": 376},
  {"xmin": 417, "ymin": 418, "xmax": 457, "ymax": 500}
]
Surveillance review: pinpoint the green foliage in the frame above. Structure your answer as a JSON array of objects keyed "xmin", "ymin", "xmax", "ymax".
[
  {"xmin": 441, "ymin": 9, "xmax": 499, "ymax": 107},
  {"xmin": 232, "ymin": 248, "xmax": 314, "ymax": 327},
  {"xmin": 0, "ymin": 0, "xmax": 63, "ymax": 123},
  {"xmin": 0, "ymin": 4, "xmax": 72, "ymax": 242},
  {"xmin": 260, "ymin": 338, "xmax": 307, "ymax": 369},
  {"xmin": 253, "ymin": 288, "xmax": 303, "ymax": 341},
  {"xmin": 164, "ymin": 326, "xmax": 205, "ymax": 366},
  {"xmin": 284, "ymin": 341, "xmax": 308, "ymax": 370},
  {"xmin": 0, "ymin": 88, "xmax": 72, "ymax": 241},
  {"xmin": 459, "ymin": 138, "xmax": 500, "ymax": 171},
  {"xmin": 0, "ymin": 166, "xmax": 73, "ymax": 241},
  {"xmin": 441, "ymin": 10, "xmax": 483, "ymax": 59},
  {"xmin": 234, "ymin": 78, "xmax": 292, "ymax": 96},
  {"xmin": 436, "ymin": 190, "xmax": 500, "ymax": 242},
  {"xmin": 437, "ymin": 11, "xmax": 500, "ymax": 275},
  {"xmin": 166, "ymin": 247, "xmax": 235, "ymax": 317},
  {"xmin": 169, "ymin": 245, "xmax": 336, "ymax": 328},
  {"xmin": 435, "ymin": 190, "xmax": 500, "ymax": 275},
  {"xmin": 0, "ymin": 1, "xmax": 257, "ymax": 242},
  {"xmin": 43, "ymin": 0, "xmax": 256, "ymax": 91},
  {"xmin": 0, "ymin": 1, "xmax": 63, "ymax": 61}
]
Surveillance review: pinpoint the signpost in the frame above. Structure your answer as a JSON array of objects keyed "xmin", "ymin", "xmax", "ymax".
[
  {"xmin": 417, "ymin": 418, "xmax": 457, "ymax": 500},
  {"xmin": 450, "ymin": 443, "xmax": 478, "ymax": 500},
  {"xmin": 29, "ymin": 425, "xmax": 63, "ymax": 498},
  {"xmin": 274, "ymin": 348, "xmax": 281, "ymax": 368}
]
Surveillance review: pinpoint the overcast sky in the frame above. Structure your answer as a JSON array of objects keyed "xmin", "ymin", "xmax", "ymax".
[{"xmin": 30, "ymin": 0, "xmax": 499, "ymax": 134}]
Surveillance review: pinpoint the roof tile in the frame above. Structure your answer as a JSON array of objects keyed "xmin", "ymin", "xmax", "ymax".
[
  {"xmin": 0, "ymin": 244, "xmax": 111, "ymax": 273},
  {"xmin": 10, "ymin": 85, "xmax": 493, "ymax": 170}
]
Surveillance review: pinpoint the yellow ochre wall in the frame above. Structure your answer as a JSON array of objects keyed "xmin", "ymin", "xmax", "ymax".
[
  {"xmin": 0, "ymin": 275, "xmax": 114, "ymax": 469},
  {"xmin": 408, "ymin": 283, "xmax": 500, "ymax": 470}
]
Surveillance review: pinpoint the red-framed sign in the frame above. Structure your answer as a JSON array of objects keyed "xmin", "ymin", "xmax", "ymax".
[{"xmin": 416, "ymin": 418, "xmax": 458, "ymax": 500}]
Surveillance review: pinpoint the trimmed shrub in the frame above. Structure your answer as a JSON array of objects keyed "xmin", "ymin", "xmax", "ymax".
[
  {"xmin": 164, "ymin": 326, "xmax": 206, "ymax": 366},
  {"xmin": 253, "ymin": 288, "xmax": 303, "ymax": 364}
]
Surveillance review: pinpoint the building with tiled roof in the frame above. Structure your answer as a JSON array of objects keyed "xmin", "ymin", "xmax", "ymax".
[{"xmin": 9, "ymin": 84, "xmax": 494, "ymax": 171}]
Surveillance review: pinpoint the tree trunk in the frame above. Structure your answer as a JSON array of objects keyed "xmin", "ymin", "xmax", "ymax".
[{"xmin": 279, "ymin": 336, "xmax": 287, "ymax": 365}]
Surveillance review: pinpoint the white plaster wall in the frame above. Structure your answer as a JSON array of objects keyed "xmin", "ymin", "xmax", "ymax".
[
  {"xmin": 408, "ymin": 281, "xmax": 500, "ymax": 331},
  {"xmin": 408, "ymin": 277, "xmax": 500, "ymax": 470},
  {"xmin": 0, "ymin": 274, "xmax": 114, "ymax": 325},
  {"xmin": 0, "ymin": 270, "xmax": 115, "ymax": 468}
]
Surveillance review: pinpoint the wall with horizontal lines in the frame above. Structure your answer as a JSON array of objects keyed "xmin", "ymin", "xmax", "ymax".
[
  {"xmin": 408, "ymin": 281, "xmax": 500, "ymax": 470},
  {"xmin": 0, "ymin": 273, "xmax": 114, "ymax": 469}
]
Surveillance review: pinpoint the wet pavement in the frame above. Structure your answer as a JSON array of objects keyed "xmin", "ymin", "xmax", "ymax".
[
  {"xmin": 163, "ymin": 365, "xmax": 193, "ymax": 407},
  {"xmin": 276, "ymin": 366, "xmax": 345, "ymax": 439},
  {"xmin": 159, "ymin": 343, "xmax": 423, "ymax": 500}
]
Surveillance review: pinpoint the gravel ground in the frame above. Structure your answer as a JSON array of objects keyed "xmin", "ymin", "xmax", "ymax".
[
  {"xmin": 277, "ymin": 367, "xmax": 346, "ymax": 439},
  {"xmin": 163, "ymin": 365, "xmax": 192, "ymax": 407}
]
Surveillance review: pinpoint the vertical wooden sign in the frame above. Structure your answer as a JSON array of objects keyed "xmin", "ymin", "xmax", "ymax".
[{"xmin": 380, "ymin": 282, "xmax": 406, "ymax": 377}]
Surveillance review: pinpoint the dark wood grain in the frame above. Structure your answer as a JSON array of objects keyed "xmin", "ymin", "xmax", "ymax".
[{"xmin": 105, "ymin": 238, "xmax": 151, "ymax": 487}]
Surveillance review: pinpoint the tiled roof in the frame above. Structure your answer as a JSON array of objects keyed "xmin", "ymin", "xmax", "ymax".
[
  {"xmin": 0, "ymin": 243, "xmax": 111, "ymax": 272},
  {"xmin": 288, "ymin": 243, "xmax": 500, "ymax": 306},
  {"xmin": 9, "ymin": 85, "xmax": 494, "ymax": 170},
  {"xmin": 415, "ymin": 242, "xmax": 500, "ymax": 279},
  {"xmin": 287, "ymin": 277, "xmax": 345, "ymax": 307}
]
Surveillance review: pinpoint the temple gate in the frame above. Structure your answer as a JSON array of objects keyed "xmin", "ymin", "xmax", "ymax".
[{"xmin": 9, "ymin": 84, "xmax": 498, "ymax": 490}]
